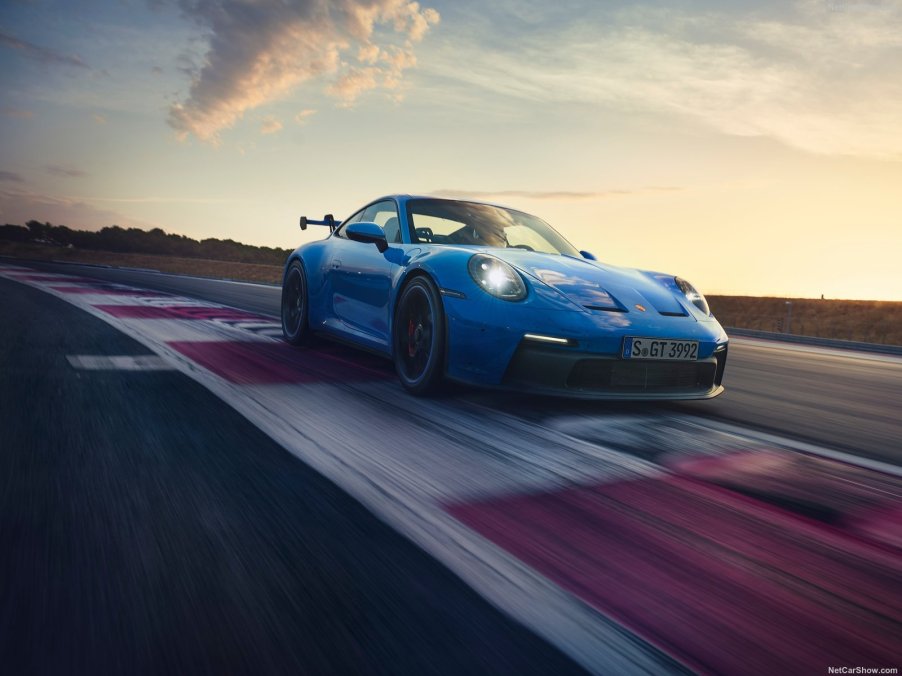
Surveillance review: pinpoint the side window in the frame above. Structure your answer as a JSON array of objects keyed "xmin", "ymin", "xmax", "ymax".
[
  {"xmin": 361, "ymin": 200, "xmax": 401, "ymax": 243},
  {"xmin": 408, "ymin": 214, "xmax": 467, "ymax": 243},
  {"xmin": 334, "ymin": 209, "xmax": 365, "ymax": 239}
]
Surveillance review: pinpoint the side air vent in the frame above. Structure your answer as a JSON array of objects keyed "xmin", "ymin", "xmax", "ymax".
[{"xmin": 659, "ymin": 311, "xmax": 687, "ymax": 317}]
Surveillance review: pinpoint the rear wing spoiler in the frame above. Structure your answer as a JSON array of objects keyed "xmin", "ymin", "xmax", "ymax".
[{"xmin": 299, "ymin": 214, "xmax": 341, "ymax": 232}]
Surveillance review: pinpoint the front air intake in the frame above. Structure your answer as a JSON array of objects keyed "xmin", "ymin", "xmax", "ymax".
[{"xmin": 567, "ymin": 359, "xmax": 717, "ymax": 391}]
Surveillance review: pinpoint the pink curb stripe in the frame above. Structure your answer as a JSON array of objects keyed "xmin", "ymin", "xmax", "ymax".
[
  {"xmin": 447, "ymin": 470, "xmax": 902, "ymax": 674},
  {"xmin": 49, "ymin": 286, "xmax": 169, "ymax": 296},
  {"xmin": 667, "ymin": 449, "xmax": 902, "ymax": 550},
  {"xmin": 95, "ymin": 304, "xmax": 271, "ymax": 322},
  {"xmin": 167, "ymin": 340, "xmax": 392, "ymax": 385}
]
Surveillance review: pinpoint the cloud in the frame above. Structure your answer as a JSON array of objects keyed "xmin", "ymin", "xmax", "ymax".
[
  {"xmin": 167, "ymin": 0, "xmax": 440, "ymax": 143},
  {"xmin": 358, "ymin": 43, "xmax": 380, "ymax": 64},
  {"xmin": 0, "ymin": 188, "xmax": 160, "ymax": 231},
  {"xmin": 327, "ymin": 66, "xmax": 380, "ymax": 105},
  {"xmin": 2, "ymin": 107, "xmax": 33, "ymax": 119},
  {"xmin": 260, "ymin": 115, "xmax": 283, "ymax": 134},
  {"xmin": 0, "ymin": 31, "xmax": 89, "ymax": 69},
  {"xmin": 294, "ymin": 108, "xmax": 316, "ymax": 124},
  {"xmin": 0, "ymin": 171, "xmax": 25, "ymax": 183},
  {"xmin": 85, "ymin": 196, "xmax": 237, "ymax": 204},
  {"xmin": 45, "ymin": 164, "xmax": 88, "ymax": 178},
  {"xmin": 431, "ymin": 187, "xmax": 682, "ymax": 201},
  {"xmin": 426, "ymin": 1, "xmax": 902, "ymax": 159}
]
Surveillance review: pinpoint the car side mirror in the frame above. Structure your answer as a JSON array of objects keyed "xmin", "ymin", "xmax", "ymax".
[
  {"xmin": 346, "ymin": 221, "xmax": 388, "ymax": 253},
  {"xmin": 580, "ymin": 250, "xmax": 597, "ymax": 261}
]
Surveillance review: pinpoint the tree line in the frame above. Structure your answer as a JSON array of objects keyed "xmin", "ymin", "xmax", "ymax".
[{"xmin": 0, "ymin": 220, "xmax": 291, "ymax": 266}]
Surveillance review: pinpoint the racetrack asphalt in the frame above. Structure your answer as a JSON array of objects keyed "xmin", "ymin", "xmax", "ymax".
[
  {"xmin": 0, "ymin": 276, "xmax": 585, "ymax": 675},
  {"xmin": 3, "ymin": 260, "xmax": 901, "ymax": 675}
]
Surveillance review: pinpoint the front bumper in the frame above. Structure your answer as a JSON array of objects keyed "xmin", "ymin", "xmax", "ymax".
[
  {"xmin": 440, "ymin": 292, "xmax": 728, "ymax": 399},
  {"xmin": 500, "ymin": 341, "xmax": 728, "ymax": 400}
]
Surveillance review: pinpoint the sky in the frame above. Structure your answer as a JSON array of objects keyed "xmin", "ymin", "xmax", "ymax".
[{"xmin": 1, "ymin": 0, "xmax": 901, "ymax": 300}]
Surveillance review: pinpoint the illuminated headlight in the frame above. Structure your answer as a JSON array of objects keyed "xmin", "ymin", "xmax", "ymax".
[
  {"xmin": 675, "ymin": 277, "xmax": 710, "ymax": 315},
  {"xmin": 468, "ymin": 254, "xmax": 527, "ymax": 301}
]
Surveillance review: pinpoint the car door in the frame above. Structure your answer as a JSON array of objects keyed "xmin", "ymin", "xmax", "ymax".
[{"xmin": 329, "ymin": 199, "xmax": 400, "ymax": 348}]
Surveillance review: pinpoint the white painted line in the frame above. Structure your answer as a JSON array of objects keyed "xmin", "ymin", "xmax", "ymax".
[
  {"xmin": 98, "ymin": 318, "xmax": 274, "ymax": 344},
  {"xmin": 66, "ymin": 355, "xmax": 176, "ymax": 371},
  {"xmin": 230, "ymin": 322, "xmax": 282, "ymax": 331}
]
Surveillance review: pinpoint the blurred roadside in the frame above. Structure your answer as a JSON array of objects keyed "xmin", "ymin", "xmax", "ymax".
[
  {"xmin": 0, "ymin": 240, "xmax": 283, "ymax": 284},
  {"xmin": 2, "ymin": 237, "xmax": 900, "ymax": 347},
  {"xmin": 707, "ymin": 295, "xmax": 902, "ymax": 346}
]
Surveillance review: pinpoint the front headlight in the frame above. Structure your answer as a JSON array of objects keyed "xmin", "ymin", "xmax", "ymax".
[
  {"xmin": 468, "ymin": 254, "xmax": 527, "ymax": 301},
  {"xmin": 675, "ymin": 277, "xmax": 710, "ymax": 315}
]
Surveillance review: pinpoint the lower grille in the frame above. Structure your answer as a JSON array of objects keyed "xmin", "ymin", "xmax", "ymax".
[{"xmin": 567, "ymin": 359, "xmax": 717, "ymax": 391}]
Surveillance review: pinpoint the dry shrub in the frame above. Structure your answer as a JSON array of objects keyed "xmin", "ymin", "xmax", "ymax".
[{"xmin": 707, "ymin": 295, "xmax": 902, "ymax": 345}]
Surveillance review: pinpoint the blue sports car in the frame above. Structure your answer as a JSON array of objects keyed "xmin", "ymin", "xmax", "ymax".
[{"xmin": 281, "ymin": 195, "xmax": 728, "ymax": 399}]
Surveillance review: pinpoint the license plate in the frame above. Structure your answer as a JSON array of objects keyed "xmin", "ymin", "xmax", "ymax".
[{"xmin": 622, "ymin": 337, "xmax": 698, "ymax": 361}]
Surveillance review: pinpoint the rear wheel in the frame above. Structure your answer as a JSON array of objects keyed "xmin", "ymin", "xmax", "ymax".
[
  {"xmin": 393, "ymin": 276, "xmax": 445, "ymax": 395},
  {"xmin": 281, "ymin": 261, "xmax": 311, "ymax": 345}
]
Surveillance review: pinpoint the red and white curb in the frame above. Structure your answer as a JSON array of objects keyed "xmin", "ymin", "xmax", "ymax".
[{"xmin": 2, "ymin": 262, "xmax": 900, "ymax": 675}]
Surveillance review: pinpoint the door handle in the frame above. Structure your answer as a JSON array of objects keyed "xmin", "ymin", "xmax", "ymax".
[{"xmin": 332, "ymin": 258, "xmax": 342, "ymax": 269}]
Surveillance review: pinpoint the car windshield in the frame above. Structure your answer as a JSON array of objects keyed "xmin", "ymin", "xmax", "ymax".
[{"xmin": 406, "ymin": 199, "xmax": 581, "ymax": 257}]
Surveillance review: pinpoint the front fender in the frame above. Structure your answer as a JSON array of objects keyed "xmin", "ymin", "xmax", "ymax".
[{"xmin": 390, "ymin": 248, "xmax": 582, "ymax": 384}]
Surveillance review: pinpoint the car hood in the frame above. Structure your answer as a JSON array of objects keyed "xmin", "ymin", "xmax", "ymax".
[{"xmin": 494, "ymin": 250, "xmax": 689, "ymax": 316}]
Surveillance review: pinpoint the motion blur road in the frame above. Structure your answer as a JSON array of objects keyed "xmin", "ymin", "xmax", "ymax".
[
  {"xmin": 21, "ymin": 260, "xmax": 902, "ymax": 464},
  {"xmin": 2, "ymin": 260, "xmax": 900, "ymax": 675},
  {"xmin": 0, "ymin": 275, "xmax": 583, "ymax": 675}
]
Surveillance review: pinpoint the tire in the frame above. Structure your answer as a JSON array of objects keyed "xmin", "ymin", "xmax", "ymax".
[
  {"xmin": 281, "ymin": 260, "xmax": 311, "ymax": 345},
  {"xmin": 393, "ymin": 276, "xmax": 446, "ymax": 395}
]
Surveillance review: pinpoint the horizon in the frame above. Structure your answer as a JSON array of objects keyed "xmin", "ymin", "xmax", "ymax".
[
  {"xmin": 2, "ymin": 0, "xmax": 901, "ymax": 301},
  {"xmin": 6, "ymin": 216, "xmax": 901, "ymax": 303}
]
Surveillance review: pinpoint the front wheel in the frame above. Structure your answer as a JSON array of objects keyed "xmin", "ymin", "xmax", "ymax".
[
  {"xmin": 281, "ymin": 260, "xmax": 311, "ymax": 345},
  {"xmin": 393, "ymin": 276, "xmax": 446, "ymax": 395}
]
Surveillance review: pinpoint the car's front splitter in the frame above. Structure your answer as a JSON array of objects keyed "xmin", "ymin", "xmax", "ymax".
[{"xmin": 496, "ymin": 340, "xmax": 727, "ymax": 400}]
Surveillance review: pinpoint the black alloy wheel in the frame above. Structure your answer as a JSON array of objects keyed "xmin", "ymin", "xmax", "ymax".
[
  {"xmin": 281, "ymin": 261, "xmax": 310, "ymax": 345},
  {"xmin": 393, "ymin": 276, "xmax": 445, "ymax": 395}
]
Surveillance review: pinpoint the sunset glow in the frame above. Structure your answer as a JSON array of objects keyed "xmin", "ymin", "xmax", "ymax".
[{"xmin": 2, "ymin": 0, "xmax": 900, "ymax": 299}]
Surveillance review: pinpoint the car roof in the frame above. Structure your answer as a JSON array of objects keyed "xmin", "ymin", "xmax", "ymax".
[{"xmin": 373, "ymin": 194, "xmax": 516, "ymax": 212}]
